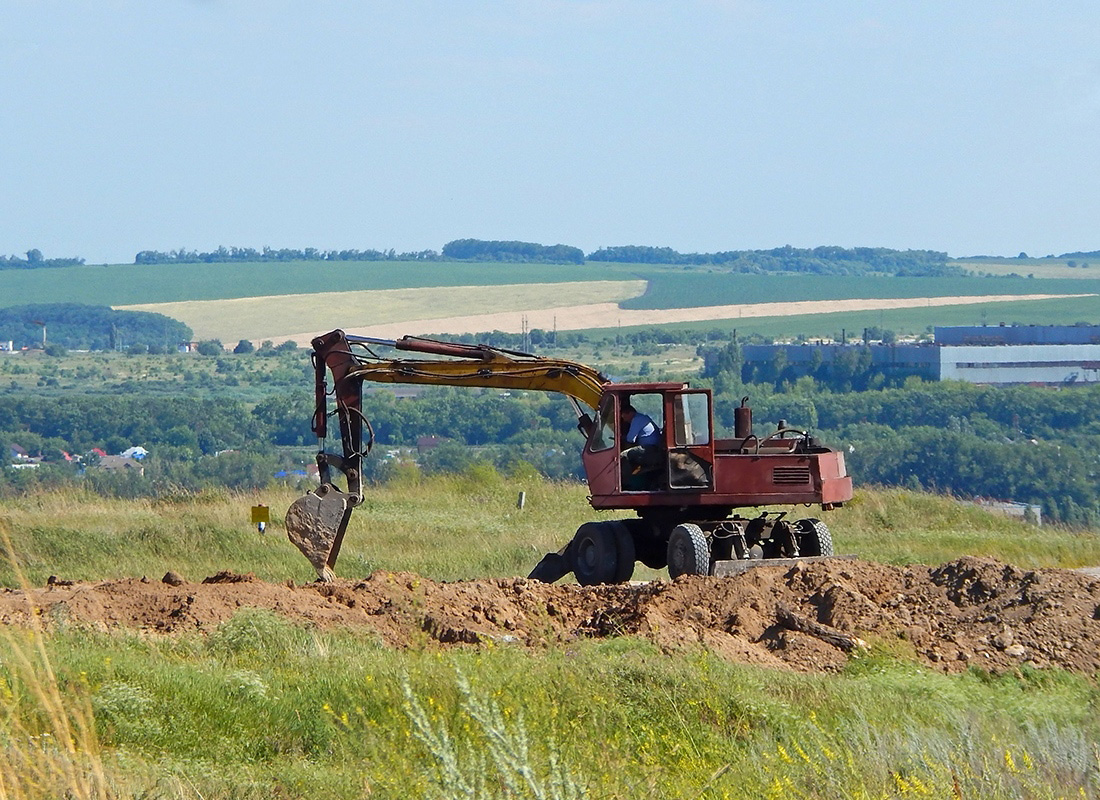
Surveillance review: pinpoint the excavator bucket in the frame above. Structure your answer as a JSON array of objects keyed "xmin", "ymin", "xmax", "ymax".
[{"xmin": 285, "ymin": 484, "xmax": 356, "ymax": 582}]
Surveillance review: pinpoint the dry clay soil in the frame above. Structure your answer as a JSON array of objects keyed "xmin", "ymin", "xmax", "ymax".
[{"xmin": 4, "ymin": 557, "xmax": 1100, "ymax": 674}]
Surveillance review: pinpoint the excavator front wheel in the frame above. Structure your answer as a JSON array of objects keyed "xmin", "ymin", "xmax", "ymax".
[
  {"xmin": 667, "ymin": 523, "xmax": 710, "ymax": 578},
  {"xmin": 795, "ymin": 518, "xmax": 834, "ymax": 557}
]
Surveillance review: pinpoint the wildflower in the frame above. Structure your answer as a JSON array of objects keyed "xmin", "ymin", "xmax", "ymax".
[{"xmin": 892, "ymin": 772, "xmax": 910, "ymax": 795}]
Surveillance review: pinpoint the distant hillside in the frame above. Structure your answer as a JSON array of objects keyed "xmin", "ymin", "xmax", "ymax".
[{"xmin": 0, "ymin": 304, "xmax": 191, "ymax": 351}]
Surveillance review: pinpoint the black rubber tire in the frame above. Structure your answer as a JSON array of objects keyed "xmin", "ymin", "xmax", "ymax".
[
  {"xmin": 667, "ymin": 523, "xmax": 710, "ymax": 578},
  {"xmin": 571, "ymin": 522, "xmax": 620, "ymax": 586},
  {"xmin": 609, "ymin": 521, "xmax": 636, "ymax": 583},
  {"xmin": 795, "ymin": 518, "xmax": 834, "ymax": 557}
]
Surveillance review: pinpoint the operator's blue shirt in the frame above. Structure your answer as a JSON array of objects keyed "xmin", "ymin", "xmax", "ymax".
[{"xmin": 626, "ymin": 412, "xmax": 660, "ymax": 447}]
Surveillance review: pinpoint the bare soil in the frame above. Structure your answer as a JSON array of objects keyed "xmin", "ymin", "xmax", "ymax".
[{"xmin": 5, "ymin": 557, "xmax": 1100, "ymax": 674}]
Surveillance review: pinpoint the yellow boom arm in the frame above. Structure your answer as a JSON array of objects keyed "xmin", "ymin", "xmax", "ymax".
[{"xmin": 286, "ymin": 329, "xmax": 610, "ymax": 580}]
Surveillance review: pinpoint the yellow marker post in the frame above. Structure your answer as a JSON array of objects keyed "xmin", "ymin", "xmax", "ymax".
[{"xmin": 251, "ymin": 504, "xmax": 270, "ymax": 534}]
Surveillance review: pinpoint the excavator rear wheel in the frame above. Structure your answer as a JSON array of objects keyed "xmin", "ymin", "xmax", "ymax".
[{"xmin": 571, "ymin": 522, "xmax": 620, "ymax": 586}]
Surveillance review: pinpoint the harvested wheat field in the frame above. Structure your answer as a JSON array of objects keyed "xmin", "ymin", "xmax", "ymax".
[{"xmin": 6, "ymin": 556, "xmax": 1099, "ymax": 675}]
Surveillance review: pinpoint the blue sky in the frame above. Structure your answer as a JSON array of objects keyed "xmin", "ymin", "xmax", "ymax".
[{"xmin": 3, "ymin": 1, "xmax": 1098, "ymax": 264}]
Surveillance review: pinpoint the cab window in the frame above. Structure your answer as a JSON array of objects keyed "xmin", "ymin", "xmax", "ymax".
[{"xmin": 672, "ymin": 392, "xmax": 711, "ymax": 446}]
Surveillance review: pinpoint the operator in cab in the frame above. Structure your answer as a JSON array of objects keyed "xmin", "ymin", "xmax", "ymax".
[{"xmin": 620, "ymin": 401, "xmax": 662, "ymax": 478}]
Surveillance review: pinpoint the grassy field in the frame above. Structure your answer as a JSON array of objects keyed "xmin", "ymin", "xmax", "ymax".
[
  {"xmin": 0, "ymin": 260, "xmax": 658, "ymax": 309},
  {"xmin": 6, "ymin": 261, "xmax": 1098, "ymax": 350},
  {"xmin": 619, "ymin": 273, "xmax": 1100, "ymax": 310},
  {"xmin": 116, "ymin": 280, "xmax": 646, "ymax": 342},
  {"xmin": 6, "ymin": 622, "xmax": 1099, "ymax": 799},
  {"xmin": 954, "ymin": 257, "xmax": 1100, "ymax": 279},
  {"xmin": 3, "ymin": 478, "xmax": 1100, "ymax": 589},
  {"xmin": 2, "ymin": 478, "xmax": 1100, "ymax": 798}
]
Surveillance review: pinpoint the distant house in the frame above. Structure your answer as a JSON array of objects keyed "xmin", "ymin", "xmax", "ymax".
[
  {"xmin": 10, "ymin": 444, "xmax": 29, "ymax": 461},
  {"xmin": 417, "ymin": 436, "xmax": 446, "ymax": 455},
  {"xmin": 94, "ymin": 455, "xmax": 145, "ymax": 476},
  {"xmin": 120, "ymin": 445, "xmax": 148, "ymax": 460},
  {"xmin": 273, "ymin": 469, "xmax": 309, "ymax": 479}
]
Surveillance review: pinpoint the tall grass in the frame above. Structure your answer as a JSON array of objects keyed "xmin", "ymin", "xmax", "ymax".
[
  {"xmin": 0, "ymin": 523, "xmax": 113, "ymax": 799},
  {"xmin": 2, "ymin": 618, "xmax": 1098, "ymax": 799},
  {"xmin": 831, "ymin": 487, "xmax": 1100, "ymax": 568}
]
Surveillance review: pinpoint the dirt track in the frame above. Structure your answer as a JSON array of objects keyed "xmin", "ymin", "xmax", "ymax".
[{"xmin": 4, "ymin": 557, "xmax": 1099, "ymax": 674}]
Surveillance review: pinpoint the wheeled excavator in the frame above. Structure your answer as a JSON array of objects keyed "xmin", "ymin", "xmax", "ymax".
[{"xmin": 285, "ymin": 329, "xmax": 852, "ymax": 584}]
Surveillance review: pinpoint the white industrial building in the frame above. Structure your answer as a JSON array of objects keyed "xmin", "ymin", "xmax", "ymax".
[
  {"xmin": 938, "ymin": 343, "xmax": 1100, "ymax": 384},
  {"xmin": 741, "ymin": 325, "xmax": 1100, "ymax": 385}
]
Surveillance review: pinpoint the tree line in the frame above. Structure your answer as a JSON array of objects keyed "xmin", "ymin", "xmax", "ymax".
[
  {"xmin": 0, "ymin": 249, "xmax": 85, "ymax": 270},
  {"xmin": 126, "ymin": 241, "xmax": 958, "ymax": 275},
  {"xmin": 134, "ymin": 246, "xmax": 440, "ymax": 265},
  {"xmin": 589, "ymin": 244, "xmax": 958, "ymax": 276},
  {"xmin": 10, "ymin": 241, "xmax": 1099, "ymax": 276},
  {"xmin": 440, "ymin": 239, "xmax": 585, "ymax": 264},
  {"xmin": 4, "ymin": 378, "xmax": 1100, "ymax": 526}
]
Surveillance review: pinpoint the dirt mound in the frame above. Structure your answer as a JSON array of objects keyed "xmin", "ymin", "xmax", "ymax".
[{"xmin": 3, "ymin": 557, "xmax": 1099, "ymax": 673}]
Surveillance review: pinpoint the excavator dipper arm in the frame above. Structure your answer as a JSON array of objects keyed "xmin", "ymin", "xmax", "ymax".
[{"xmin": 285, "ymin": 329, "xmax": 608, "ymax": 581}]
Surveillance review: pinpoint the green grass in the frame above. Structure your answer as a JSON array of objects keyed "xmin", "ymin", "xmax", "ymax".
[
  {"xmin": 3, "ymin": 477, "xmax": 1100, "ymax": 589},
  {"xmin": 831, "ymin": 487, "xmax": 1100, "ymax": 568},
  {"xmin": 620, "ymin": 273, "xmax": 1100, "ymax": 310},
  {"xmin": 0, "ymin": 477, "xmax": 618, "ymax": 587},
  {"xmin": 0, "ymin": 260, "xmax": 654, "ymax": 309},
  {"xmin": 571, "ymin": 294, "xmax": 1100, "ymax": 342}
]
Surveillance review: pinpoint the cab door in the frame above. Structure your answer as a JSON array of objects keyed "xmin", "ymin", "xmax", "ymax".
[
  {"xmin": 666, "ymin": 390, "xmax": 714, "ymax": 490},
  {"xmin": 580, "ymin": 392, "xmax": 621, "ymax": 496}
]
